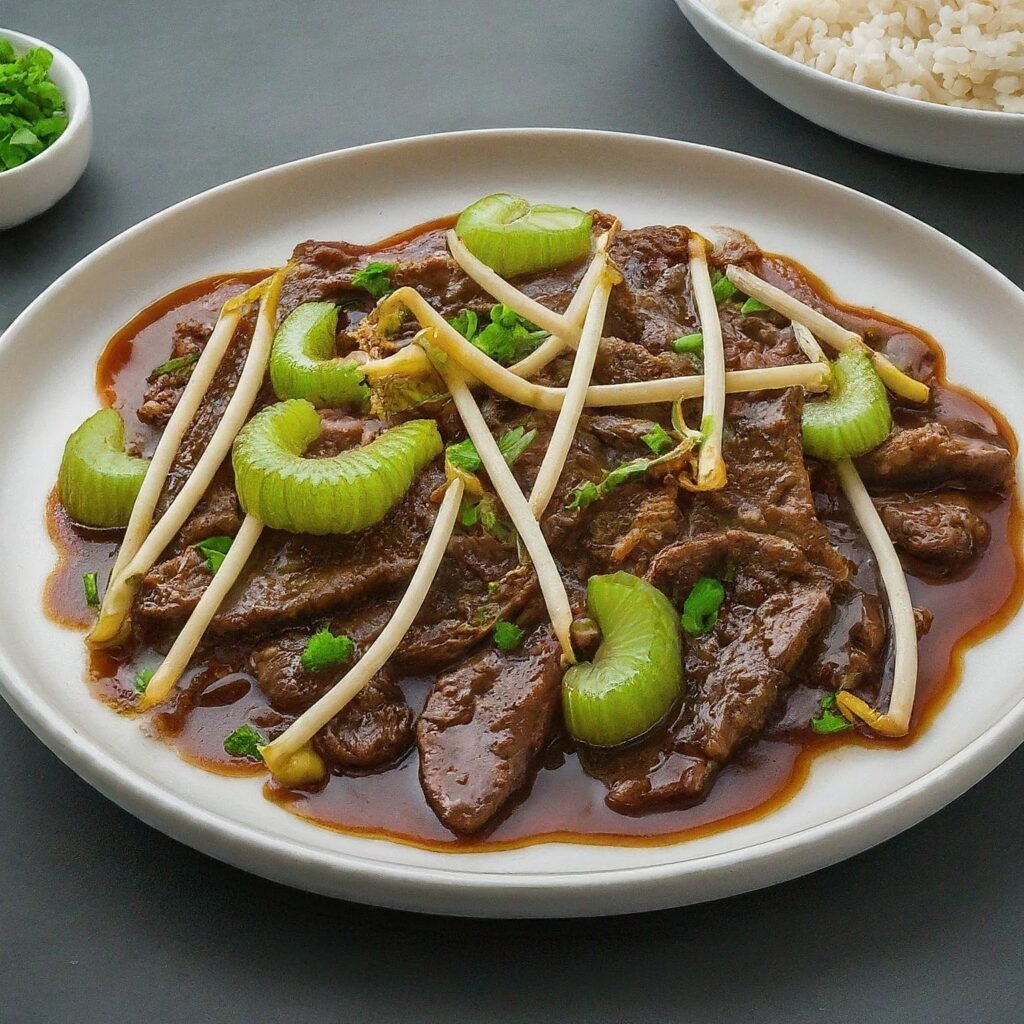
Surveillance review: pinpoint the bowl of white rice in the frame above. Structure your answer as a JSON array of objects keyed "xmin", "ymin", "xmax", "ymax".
[{"xmin": 674, "ymin": 0, "xmax": 1023, "ymax": 172}]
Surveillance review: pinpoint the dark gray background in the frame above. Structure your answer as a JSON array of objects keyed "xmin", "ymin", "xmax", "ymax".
[{"xmin": 2, "ymin": 1, "xmax": 1022, "ymax": 1021}]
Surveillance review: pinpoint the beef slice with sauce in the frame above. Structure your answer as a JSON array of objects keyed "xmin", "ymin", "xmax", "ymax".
[
  {"xmin": 875, "ymin": 492, "xmax": 991, "ymax": 574},
  {"xmin": 417, "ymin": 624, "xmax": 563, "ymax": 834},
  {"xmin": 582, "ymin": 530, "xmax": 834, "ymax": 811},
  {"xmin": 134, "ymin": 463, "xmax": 445, "ymax": 637}
]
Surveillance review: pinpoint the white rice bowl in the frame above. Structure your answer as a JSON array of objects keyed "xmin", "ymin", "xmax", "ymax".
[{"xmin": 702, "ymin": 0, "xmax": 1024, "ymax": 112}]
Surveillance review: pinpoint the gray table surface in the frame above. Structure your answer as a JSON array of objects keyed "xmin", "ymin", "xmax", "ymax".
[{"xmin": 2, "ymin": 1, "xmax": 1022, "ymax": 1021}]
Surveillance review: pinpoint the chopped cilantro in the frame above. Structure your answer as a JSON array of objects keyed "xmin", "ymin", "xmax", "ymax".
[
  {"xmin": 740, "ymin": 297, "xmax": 771, "ymax": 314},
  {"xmin": 446, "ymin": 437, "xmax": 481, "ymax": 473},
  {"xmin": 811, "ymin": 694, "xmax": 854, "ymax": 735},
  {"xmin": 82, "ymin": 571, "xmax": 99, "ymax": 607},
  {"xmin": 566, "ymin": 480, "xmax": 600, "ymax": 510},
  {"xmin": 133, "ymin": 667, "xmax": 155, "ymax": 695},
  {"xmin": 681, "ymin": 577, "xmax": 726, "ymax": 636},
  {"xmin": 351, "ymin": 261, "xmax": 396, "ymax": 300},
  {"xmin": 223, "ymin": 724, "xmax": 265, "ymax": 761},
  {"xmin": 567, "ymin": 458, "xmax": 649, "ymax": 510},
  {"xmin": 493, "ymin": 621, "xmax": 524, "ymax": 652},
  {"xmin": 478, "ymin": 496, "xmax": 514, "ymax": 544},
  {"xmin": 458, "ymin": 303, "xmax": 549, "ymax": 365},
  {"xmin": 710, "ymin": 269, "xmax": 738, "ymax": 304},
  {"xmin": 641, "ymin": 424, "xmax": 674, "ymax": 456},
  {"xmin": 671, "ymin": 332, "xmax": 704, "ymax": 354},
  {"xmin": 0, "ymin": 43, "xmax": 68, "ymax": 172},
  {"xmin": 446, "ymin": 427, "xmax": 537, "ymax": 475},
  {"xmin": 448, "ymin": 309, "xmax": 479, "ymax": 340},
  {"xmin": 195, "ymin": 535, "xmax": 233, "ymax": 574},
  {"xmin": 300, "ymin": 627, "xmax": 355, "ymax": 672},
  {"xmin": 151, "ymin": 351, "xmax": 200, "ymax": 377}
]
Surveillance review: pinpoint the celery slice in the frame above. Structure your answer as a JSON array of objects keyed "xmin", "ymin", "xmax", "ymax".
[
  {"xmin": 269, "ymin": 301, "xmax": 369, "ymax": 407},
  {"xmin": 231, "ymin": 399, "xmax": 441, "ymax": 535},
  {"xmin": 563, "ymin": 572, "xmax": 683, "ymax": 747},
  {"xmin": 455, "ymin": 193, "xmax": 592, "ymax": 278},
  {"xmin": 57, "ymin": 409, "xmax": 150, "ymax": 528}
]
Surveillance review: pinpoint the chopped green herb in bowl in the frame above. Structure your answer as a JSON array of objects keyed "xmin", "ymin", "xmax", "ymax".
[{"xmin": 0, "ymin": 39, "xmax": 68, "ymax": 172}]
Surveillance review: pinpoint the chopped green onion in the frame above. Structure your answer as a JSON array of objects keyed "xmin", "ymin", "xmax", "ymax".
[
  {"xmin": 232, "ymin": 400, "xmax": 442, "ymax": 535},
  {"xmin": 58, "ymin": 409, "xmax": 151, "ymax": 528},
  {"xmin": 681, "ymin": 577, "xmax": 726, "ymax": 636},
  {"xmin": 562, "ymin": 572, "xmax": 683, "ymax": 747},
  {"xmin": 567, "ymin": 480, "xmax": 600, "ymax": 511},
  {"xmin": 446, "ymin": 426, "xmax": 538, "ymax": 474},
  {"xmin": 811, "ymin": 693, "xmax": 853, "ymax": 734},
  {"xmin": 671, "ymin": 332, "xmax": 704, "ymax": 354},
  {"xmin": 455, "ymin": 193, "xmax": 593, "ymax": 278},
  {"xmin": 641, "ymin": 424, "xmax": 674, "ymax": 456},
  {"xmin": 454, "ymin": 303, "xmax": 549, "ymax": 365},
  {"xmin": 0, "ymin": 44, "xmax": 68, "ymax": 172},
  {"xmin": 300, "ymin": 627, "xmax": 355, "ymax": 672},
  {"xmin": 566, "ymin": 458, "xmax": 648, "ymax": 510},
  {"xmin": 133, "ymin": 667, "xmax": 155, "ymax": 695},
  {"xmin": 224, "ymin": 724, "xmax": 265, "ymax": 761},
  {"xmin": 269, "ymin": 301, "xmax": 369, "ymax": 407},
  {"xmin": 710, "ymin": 270, "xmax": 738, "ymax": 304},
  {"xmin": 478, "ymin": 495, "xmax": 514, "ymax": 544},
  {"xmin": 351, "ymin": 261, "xmax": 396, "ymax": 300},
  {"xmin": 151, "ymin": 352, "xmax": 200, "ymax": 377},
  {"xmin": 82, "ymin": 572, "xmax": 99, "ymax": 607},
  {"xmin": 739, "ymin": 297, "xmax": 771, "ymax": 314},
  {"xmin": 493, "ymin": 621, "xmax": 524, "ymax": 652},
  {"xmin": 194, "ymin": 535, "xmax": 232, "ymax": 574},
  {"xmin": 460, "ymin": 502, "xmax": 480, "ymax": 528},
  {"xmin": 801, "ymin": 350, "xmax": 891, "ymax": 461}
]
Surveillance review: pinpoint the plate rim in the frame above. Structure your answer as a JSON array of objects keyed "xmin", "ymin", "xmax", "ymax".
[{"xmin": 3, "ymin": 126, "xmax": 1023, "ymax": 916}]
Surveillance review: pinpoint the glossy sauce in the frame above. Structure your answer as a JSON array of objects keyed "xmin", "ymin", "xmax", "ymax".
[{"xmin": 44, "ymin": 226, "xmax": 1024, "ymax": 852}]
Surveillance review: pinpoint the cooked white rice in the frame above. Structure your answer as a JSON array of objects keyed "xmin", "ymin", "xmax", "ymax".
[{"xmin": 703, "ymin": 0, "xmax": 1024, "ymax": 113}]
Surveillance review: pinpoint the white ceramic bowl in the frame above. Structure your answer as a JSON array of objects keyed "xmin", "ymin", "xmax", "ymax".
[
  {"xmin": 0, "ymin": 28, "xmax": 92, "ymax": 230},
  {"xmin": 674, "ymin": 0, "xmax": 1024, "ymax": 174}
]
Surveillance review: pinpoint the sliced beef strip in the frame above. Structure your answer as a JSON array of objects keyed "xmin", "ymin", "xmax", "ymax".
[
  {"xmin": 686, "ymin": 388, "xmax": 848, "ymax": 582},
  {"xmin": 312, "ymin": 670, "xmax": 415, "ymax": 772},
  {"xmin": 583, "ymin": 531, "xmax": 833, "ymax": 811},
  {"xmin": 134, "ymin": 463, "xmax": 444, "ymax": 637},
  {"xmin": 137, "ymin": 318, "xmax": 212, "ymax": 428},
  {"xmin": 875, "ymin": 493, "xmax": 991, "ymax": 572},
  {"xmin": 583, "ymin": 482, "xmax": 684, "ymax": 577},
  {"xmin": 855, "ymin": 421, "xmax": 1012, "ymax": 491},
  {"xmin": 417, "ymin": 624, "xmax": 563, "ymax": 834}
]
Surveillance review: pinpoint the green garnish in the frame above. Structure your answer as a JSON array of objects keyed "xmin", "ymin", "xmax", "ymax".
[
  {"xmin": 493, "ymin": 621, "xmax": 524, "ymax": 652},
  {"xmin": 641, "ymin": 424, "xmax": 674, "ymax": 456},
  {"xmin": 740, "ymin": 297, "xmax": 770, "ymax": 314},
  {"xmin": 151, "ymin": 352, "xmax": 200, "ymax": 377},
  {"xmin": 0, "ymin": 43, "xmax": 68, "ymax": 172},
  {"xmin": 671, "ymin": 332, "xmax": 704, "ymax": 354},
  {"xmin": 351, "ymin": 261, "xmax": 397, "ymax": 300},
  {"xmin": 710, "ymin": 270, "xmax": 738, "ymax": 304},
  {"xmin": 223, "ymin": 724, "xmax": 265, "ymax": 761},
  {"xmin": 300, "ymin": 627, "xmax": 355, "ymax": 672},
  {"xmin": 133, "ymin": 667, "xmax": 155, "ymax": 695},
  {"xmin": 451, "ymin": 303, "xmax": 549, "ymax": 365},
  {"xmin": 478, "ymin": 496, "xmax": 514, "ymax": 544},
  {"xmin": 195, "ymin": 535, "xmax": 233, "ymax": 574},
  {"xmin": 681, "ymin": 577, "xmax": 726, "ymax": 636},
  {"xmin": 811, "ymin": 693, "xmax": 854, "ymax": 735},
  {"xmin": 567, "ymin": 458, "xmax": 649, "ymax": 510},
  {"xmin": 446, "ymin": 426, "xmax": 538, "ymax": 474},
  {"xmin": 82, "ymin": 571, "xmax": 99, "ymax": 607},
  {"xmin": 460, "ymin": 502, "xmax": 479, "ymax": 527}
]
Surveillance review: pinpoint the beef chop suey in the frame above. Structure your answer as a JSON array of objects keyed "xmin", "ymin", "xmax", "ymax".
[{"xmin": 47, "ymin": 201, "xmax": 1020, "ymax": 849}]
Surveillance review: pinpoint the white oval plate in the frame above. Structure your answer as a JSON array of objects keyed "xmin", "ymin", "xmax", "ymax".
[{"xmin": 1, "ymin": 129, "xmax": 1022, "ymax": 918}]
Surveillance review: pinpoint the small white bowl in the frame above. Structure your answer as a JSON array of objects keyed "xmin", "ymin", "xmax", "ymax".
[
  {"xmin": 674, "ymin": 0, "xmax": 1024, "ymax": 174},
  {"xmin": 0, "ymin": 28, "xmax": 92, "ymax": 230}
]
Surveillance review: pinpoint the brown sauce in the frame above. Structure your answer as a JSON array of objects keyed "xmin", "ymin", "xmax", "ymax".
[{"xmin": 43, "ymin": 224, "xmax": 1024, "ymax": 853}]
